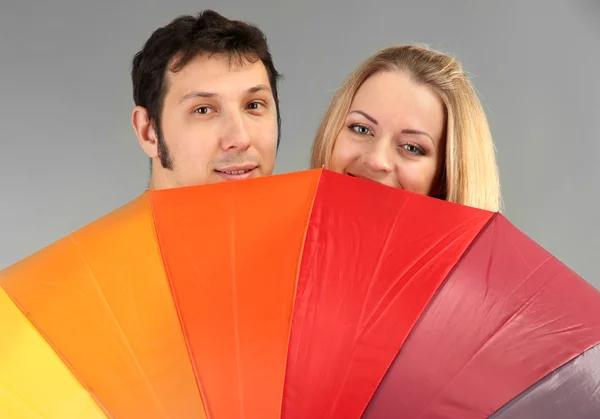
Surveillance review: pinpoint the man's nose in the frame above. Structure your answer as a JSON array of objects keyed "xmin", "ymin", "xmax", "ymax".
[{"xmin": 220, "ymin": 111, "xmax": 251, "ymax": 151}]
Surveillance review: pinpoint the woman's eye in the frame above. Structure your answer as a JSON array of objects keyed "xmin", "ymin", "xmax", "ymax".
[
  {"xmin": 351, "ymin": 124, "xmax": 372, "ymax": 135},
  {"xmin": 402, "ymin": 144, "xmax": 425, "ymax": 155}
]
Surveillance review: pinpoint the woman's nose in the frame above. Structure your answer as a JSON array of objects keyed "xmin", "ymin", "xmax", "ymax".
[{"xmin": 363, "ymin": 145, "xmax": 393, "ymax": 173}]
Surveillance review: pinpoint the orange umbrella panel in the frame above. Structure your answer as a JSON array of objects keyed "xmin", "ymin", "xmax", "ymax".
[
  {"xmin": 0, "ymin": 193, "xmax": 206, "ymax": 419},
  {"xmin": 149, "ymin": 169, "xmax": 322, "ymax": 418}
]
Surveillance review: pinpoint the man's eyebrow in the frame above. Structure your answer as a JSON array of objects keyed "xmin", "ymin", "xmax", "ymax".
[
  {"xmin": 180, "ymin": 84, "xmax": 272, "ymax": 104},
  {"xmin": 246, "ymin": 84, "xmax": 271, "ymax": 94},
  {"xmin": 180, "ymin": 91, "xmax": 217, "ymax": 103}
]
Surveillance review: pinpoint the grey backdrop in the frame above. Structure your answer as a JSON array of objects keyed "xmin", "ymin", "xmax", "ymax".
[{"xmin": 1, "ymin": 1, "xmax": 598, "ymax": 288}]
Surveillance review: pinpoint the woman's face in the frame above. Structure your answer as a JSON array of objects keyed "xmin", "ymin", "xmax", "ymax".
[{"xmin": 330, "ymin": 70, "xmax": 446, "ymax": 196}]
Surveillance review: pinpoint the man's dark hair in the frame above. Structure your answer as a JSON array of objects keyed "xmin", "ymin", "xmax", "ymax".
[{"xmin": 131, "ymin": 10, "xmax": 282, "ymax": 169}]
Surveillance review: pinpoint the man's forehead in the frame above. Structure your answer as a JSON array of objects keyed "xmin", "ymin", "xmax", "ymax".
[
  {"xmin": 169, "ymin": 52, "xmax": 266, "ymax": 77},
  {"xmin": 165, "ymin": 54, "xmax": 271, "ymax": 96}
]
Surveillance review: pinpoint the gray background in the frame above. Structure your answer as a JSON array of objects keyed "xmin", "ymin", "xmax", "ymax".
[{"xmin": 1, "ymin": 1, "xmax": 598, "ymax": 288}]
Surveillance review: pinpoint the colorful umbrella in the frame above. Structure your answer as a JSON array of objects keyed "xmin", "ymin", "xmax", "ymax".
[{"xmin": 1, "ymin": 168, "xmax": 599, "ymax": 419}]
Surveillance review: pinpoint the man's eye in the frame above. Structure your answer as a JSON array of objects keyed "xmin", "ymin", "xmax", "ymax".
[
  {"xmin": 194, "ymin": 106, "xmax": 211, "ymax": 114},
  {"xmin": 248, "ymin": 102, "xmax": 263, "ymax": 110}
]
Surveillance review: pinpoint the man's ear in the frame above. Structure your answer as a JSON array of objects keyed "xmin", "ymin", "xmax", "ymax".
[{"xmin": 132, "ymin": 106, "xmax": 159, "ymax": 159}]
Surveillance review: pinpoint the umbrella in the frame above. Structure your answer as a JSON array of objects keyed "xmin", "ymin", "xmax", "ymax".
[{"xmin": 1, "ymin": 168, "xmax": 599, "ymax": 419}]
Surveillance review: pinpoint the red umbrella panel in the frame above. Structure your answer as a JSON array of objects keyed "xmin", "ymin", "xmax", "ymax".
[{"xmin": 0, "ymin": 168, "xmax": 599, "ymax": 418}]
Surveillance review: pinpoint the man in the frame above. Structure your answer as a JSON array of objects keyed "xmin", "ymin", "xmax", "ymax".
[
  {"xmin": 0, "ymin": 12, "xmax": 284, "ymax": 417},
  {"xmin": 130, "ymin": 10, "xmax": 282, "ymax": 190}
]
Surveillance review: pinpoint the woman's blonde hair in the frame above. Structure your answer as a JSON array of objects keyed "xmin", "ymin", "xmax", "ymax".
[{"xmin": 311, "ymin": 44, "xmax": 502, "ymax": 212}]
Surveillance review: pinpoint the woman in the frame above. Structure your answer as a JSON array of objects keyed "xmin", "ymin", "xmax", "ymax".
[{"xmin": 311, "ymin": 44, "xmax": 501, "ymax": 212}]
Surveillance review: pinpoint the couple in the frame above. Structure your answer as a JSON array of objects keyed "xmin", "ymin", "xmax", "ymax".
[{"xmin": 131, "ymin": 10, "xmax": 500, "ymax": 213}]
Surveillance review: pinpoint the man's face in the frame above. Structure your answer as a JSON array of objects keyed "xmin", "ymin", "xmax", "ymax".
[{"xmin": 137, "ymin": 53, "xmax": 278, "ymax": 189}]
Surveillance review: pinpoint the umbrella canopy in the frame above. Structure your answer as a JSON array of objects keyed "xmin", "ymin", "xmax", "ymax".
[{"xmin": 1, "ymin": 168, "xmax": 599, "ymax": 419}]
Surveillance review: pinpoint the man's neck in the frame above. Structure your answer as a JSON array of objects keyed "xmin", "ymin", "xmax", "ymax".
[{"xmin": 146, "ymin": 173, "xmax": 167, "ymax": 191}]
